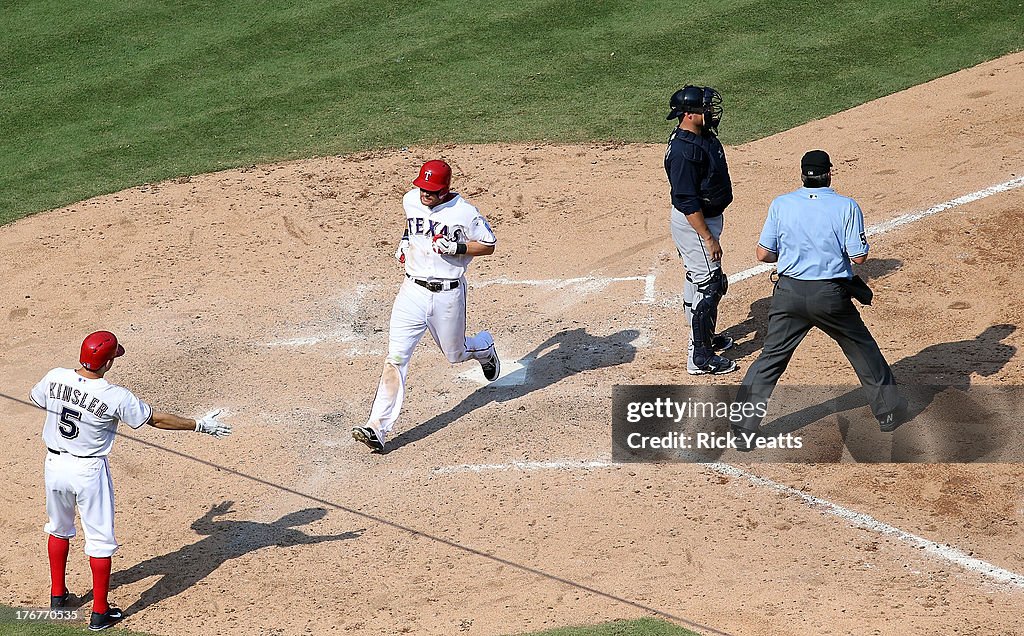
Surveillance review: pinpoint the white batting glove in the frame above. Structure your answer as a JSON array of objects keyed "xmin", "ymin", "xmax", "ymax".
[
  {"xmin": 395, "ymin": 237, "xmax": 410, "ymax": 264},
  {"xmin": 195, "ymin": 409, "xmax": 232, "ymax": 438},
  {"xmin": 432, "ymin": 235, "xmax": 460, "ymax": 255}
]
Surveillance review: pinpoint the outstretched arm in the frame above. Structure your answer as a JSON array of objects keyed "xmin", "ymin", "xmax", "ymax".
[
  {"xmin": 149, "ymin": 409, "xmax": 232, "ymax": 437},
  {"xmin": 149, "ymin": 412, "xmax": 197, "ymax": 430}
]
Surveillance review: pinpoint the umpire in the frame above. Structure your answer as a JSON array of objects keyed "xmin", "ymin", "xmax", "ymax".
[
  {"xmin": 664, "ymin": 85, "xmax": 736, "ymax": 375},
  {"xmin": 733, "ymin": 150, "xmax": 906, "ymax": 446}
]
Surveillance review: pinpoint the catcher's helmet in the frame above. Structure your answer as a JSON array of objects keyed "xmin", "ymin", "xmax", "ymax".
[
  {"xmin": 80, "ymin": 331, "xmax": 125, "ymax": 371},
  {"xmin": 667, "ymin": 85, "xmax": 724, "ymax": 135},
  {"xmin": 413, "ymin": 160, "xmax": 452, "ymax": 195}
]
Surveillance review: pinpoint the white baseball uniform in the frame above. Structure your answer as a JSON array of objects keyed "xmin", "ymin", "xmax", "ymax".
[
  {"xmin": 364, "ymin": 189, "xmax": 497, "ymax": 441},
  {"xmin": 30, "ymin": 368, "xmax": 153, "ymax": 557}
]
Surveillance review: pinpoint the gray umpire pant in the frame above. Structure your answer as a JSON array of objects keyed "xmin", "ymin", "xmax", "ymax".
[
  {"xmin": 670, "ymin": 208, "xmax": 724, "ymax": 370},
  {"xmin": 735, "ymin": 276, "xmax": 900, "ymax": 430}
]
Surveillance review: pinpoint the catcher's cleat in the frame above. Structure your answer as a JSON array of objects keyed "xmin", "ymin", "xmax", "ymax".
[
  {"xmin": 351, "ymin": 425, "xmax": 385, "ymax": 451},
  {"xmin": 480, "ymin": 346, "xmax": 500, "ymax": 382},
  {"xmin": 88, "ymin": 607, "xmax": 123, "ymax": 631},
  {"xmin": 50, "ymin": 591, "xmax": 72, "ymax": 609},
  {"xmin": 687, "ymin": 354, "xmax": 737, "ymax": 376},
  {"xmin": 711, "ymin": 334, "xmax": 734, "ymax": 352}
]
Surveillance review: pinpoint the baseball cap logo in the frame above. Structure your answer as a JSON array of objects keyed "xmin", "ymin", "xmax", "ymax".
[{"xmin": 424, "ymin": 170, "xmax": 433, "ymax": 181}]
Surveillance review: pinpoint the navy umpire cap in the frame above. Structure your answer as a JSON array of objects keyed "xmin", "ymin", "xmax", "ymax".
[{"xmin": 801, "ymin": 150, "xmax": 832, "ymax": 177}]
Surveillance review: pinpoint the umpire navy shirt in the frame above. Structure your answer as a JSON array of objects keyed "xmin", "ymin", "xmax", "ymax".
[
  {"xmin": 758, "ymin": 187, "xmax": 869, "ymax": 280},
  {"xmin": 664, "ymin": 128, "xmax": 733, "ymax": 218}
]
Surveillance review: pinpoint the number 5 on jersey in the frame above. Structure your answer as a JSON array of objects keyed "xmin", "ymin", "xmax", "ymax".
[{"xmin": 58, "ymin": 407, "xmax": 81, "ymax": 440}]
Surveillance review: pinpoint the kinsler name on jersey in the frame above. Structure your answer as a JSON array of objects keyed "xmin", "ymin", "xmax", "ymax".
[{"xmin": 47, "ymin": 382, "xmax": 112, "ymax": 418}]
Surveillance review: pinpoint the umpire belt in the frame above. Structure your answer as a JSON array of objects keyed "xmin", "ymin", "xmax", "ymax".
[{"xmin": 407, "ymin": 274, "xmax": 460, "ymax": 292}]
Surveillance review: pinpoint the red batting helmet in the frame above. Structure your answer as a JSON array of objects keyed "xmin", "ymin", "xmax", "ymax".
[
  {"xmin": 80, "ymin": 331, "xmax": 126, "ymax": 371},
  {"xmin": 413, "ymin": 160, "xmax": 452, "ymax": 195}
]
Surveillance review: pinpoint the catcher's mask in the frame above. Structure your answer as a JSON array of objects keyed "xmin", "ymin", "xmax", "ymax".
[{"xmin": 667, "ymin": 85, "xmax": 724, "ymax": 136}]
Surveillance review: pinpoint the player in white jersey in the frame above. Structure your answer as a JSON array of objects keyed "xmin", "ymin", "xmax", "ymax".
[
  {"xmin": 30, "ymin": 331, "xmax": 231, "ymax": 631},
  {"xmin": 352, "ymin": 160, "xmax": 500, "ymax": 452}
]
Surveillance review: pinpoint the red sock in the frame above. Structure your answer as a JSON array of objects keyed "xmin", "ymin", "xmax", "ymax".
[
  {"xmin": 47, "ymin": 535, "xmax": 70, "ymax": 597},
  {"xmin": 89, "ymin": 556, "xmax": 111, "ymax": 614}
]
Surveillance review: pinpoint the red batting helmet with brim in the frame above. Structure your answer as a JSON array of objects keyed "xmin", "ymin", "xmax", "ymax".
[
  {"xmin": 413, "ymin": 160, "xmax": 452, "ymax": 195},
  {"xmin": 80, "ymin": 331, "xmax": 125, "ymax": 371}
]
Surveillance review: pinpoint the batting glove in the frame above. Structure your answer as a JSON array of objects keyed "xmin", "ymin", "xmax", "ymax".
[
  {"xmin": 395, "ymin": 237, "xmax": 410, "ymax": 264},
  {"xmin": 432, "ymin": 235, "xmax": 466, "ymax": 255},
  {"xmin": 195, "ymin": 409, "xmax": 232, "ymax": 438}
]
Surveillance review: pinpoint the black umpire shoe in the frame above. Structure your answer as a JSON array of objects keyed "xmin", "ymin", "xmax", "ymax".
[
  {"xmin": 731, "ymin": 426, "xmax": 762, "ymax": 453},
  {"xmin": 88, "ymin": 607, "xmax": 123, "ymax": 631},
  {"xmin": 878, "ymin": 397, "xmax": 910, "ymax": 433},
  {"xmin": 50, "ymin": 591, "xmax": 72, "ymax": 609}
]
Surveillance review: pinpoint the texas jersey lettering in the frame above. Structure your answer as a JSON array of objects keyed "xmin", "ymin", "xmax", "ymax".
[{"xmin": 401, "ymin": 189, "xmax": 496, "ymax": 280}]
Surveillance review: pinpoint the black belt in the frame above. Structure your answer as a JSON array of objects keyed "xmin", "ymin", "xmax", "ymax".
[
  {"xmin": 407, "ymin": 274, "xmax": 460, "ymax": 292},
  {"xmin": 47, "ymin": 448, "xmax": 98, "ymax": 459}
]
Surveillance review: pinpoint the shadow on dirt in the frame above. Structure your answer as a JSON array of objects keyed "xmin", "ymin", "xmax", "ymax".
[
  {"xmin": 762, "ymin": 324, "xmax": 1017, "ymax": 461},
  {"xmin": 91, "ymin": 502, "xmax": 362, "ymax": 616},
  {"xmin": 728, "ymin": 258, "xmax": 903, "ymax": 360},
  {"xmin": 383, "ymin": 327, "xmax": 640, "ymax": 453}
]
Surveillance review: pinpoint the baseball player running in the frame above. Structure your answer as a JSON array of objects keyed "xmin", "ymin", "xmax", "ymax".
[
  {"xmin": 30, "ymin": 331, "xmax": 231, "ymax": 631},
  {"xmin": 352, "ymin": 160, "xmax": 500, "ymax": 452}
]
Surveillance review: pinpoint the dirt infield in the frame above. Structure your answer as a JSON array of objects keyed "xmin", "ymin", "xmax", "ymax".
[{"xmin": 2, "ymin": 52, "xmax": 1023, "ymax": 636}]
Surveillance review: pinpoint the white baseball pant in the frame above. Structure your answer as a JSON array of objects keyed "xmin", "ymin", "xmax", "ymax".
[
  {"xmin": 365, "ymin": 277, "xmax": 494, "ymax": 439},
  {"xmin": 44, "ymin": 452, "xmax": 119, "ymax": 557}
]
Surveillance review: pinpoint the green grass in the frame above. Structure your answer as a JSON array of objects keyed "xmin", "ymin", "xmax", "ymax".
[
  {"xmin": 0, "ymin": 613, "xmax": 693, "ymax": 636},
  {"xmin": 0, "ymin": 606, "xmax": 151, "ymax": 636},
  {"xmin": 1, "ymin": 0, "xmax": 1021, "ymax": 222},
  {"xmin": 0, "ymin": 608, "xmax": 690, "ymax": 636},
  {"xmin": 509, "ymin": 618, "xmax": 700, "ymax": 635}
]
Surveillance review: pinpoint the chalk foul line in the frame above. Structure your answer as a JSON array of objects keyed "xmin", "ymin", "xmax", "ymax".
[
  {"xmin": 434, "ymin": 459, "xmax": 617, "ymax": 474},
  {"xmin": 473, "ymin": 275, "xmax": 648, "ymax": 290},
  {"xmin": 727, "ymin": 175, "xmax": 1024, "ymax": 285},
  {"xmin": 864, "ymin": 175, "xmax": 1024, "ymax": 236},
  {"xmin": 708, "ymin": 463, "xmax": 1024, "ymax": 590},
  {"xmin": 433, "ymin": 459, "xmax": 1024, "ymax": 591}
]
